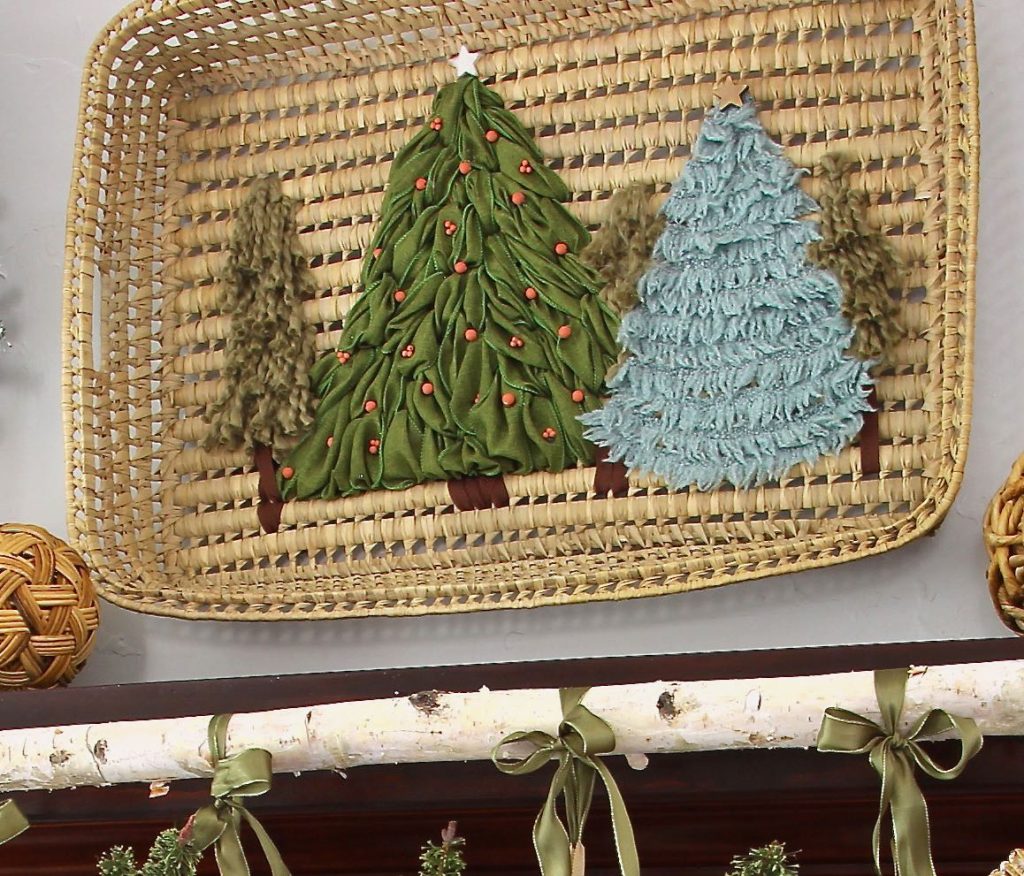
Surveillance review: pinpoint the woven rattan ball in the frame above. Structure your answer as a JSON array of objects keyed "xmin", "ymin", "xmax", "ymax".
[
  {"xmin": 0, "ymin": 524, "xmax": 99, "ymax": 688},
  {"xmin": 984, "ymin": 454, "xmax": 1024, "ymax": 634},
  {"xmin": 991, "ymin": 850, "xmax": 1024, "ymax": 876}
]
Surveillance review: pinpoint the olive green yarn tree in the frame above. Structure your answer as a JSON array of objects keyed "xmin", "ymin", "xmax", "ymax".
[
  {"xmin": 204, "ymin": 177, "xmax": 318, "ymax": 454},
  {"xmin": 809, "ymin": 154, "xmax": 904, "ymax": 366},
  {"xmin": 282, "ymin": 73, "xmax": 619, "ymax": 508},
  {"xmin": 203, "ymin": 176, "xmax": 319, "ymax": 531},
  {"xmin": 809, "ymin": 153, "xmax": 906, "ymax": 475}
]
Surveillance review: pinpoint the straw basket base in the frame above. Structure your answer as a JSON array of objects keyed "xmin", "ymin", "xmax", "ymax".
[{"xmin": 64, "ymin": 0, "xmax": 978, "ymax": 620}]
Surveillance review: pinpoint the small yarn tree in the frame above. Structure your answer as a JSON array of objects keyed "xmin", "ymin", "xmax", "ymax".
[
  {"xmin": 581, "ymin": 98, "xmax": 873, "ymax": 490},
  {"xmin": 281, "ymin": 73, "xmax": 619, "ymax": 502},
  {"xmin": 579, "ymin": 183, "xmax": 666, "ymax": 317},
  {"xmin": 203, "ymin": 176, "xmax": 318, "ymax": 455},
  {"xmin": 809, "ymin": 153, "xmax": 904, "ymax": 365}
]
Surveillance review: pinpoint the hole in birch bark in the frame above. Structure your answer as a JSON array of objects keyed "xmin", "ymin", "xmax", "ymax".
[{"xmin": 656, "ymin": 690, "xmax": 678, "ymax": 720}]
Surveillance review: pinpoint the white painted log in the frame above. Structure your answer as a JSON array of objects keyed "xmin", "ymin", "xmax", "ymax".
[{"xmin": 1, "ymin": 660, "xmax": 1022, "ymax": 793}]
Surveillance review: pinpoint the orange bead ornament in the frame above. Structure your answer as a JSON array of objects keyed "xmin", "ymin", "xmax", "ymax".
[
  {"xmin": 364, "ymin": 400, "xmax": 377, "ymax": 413},
  {"xmin": 571, "ymin": 389, "xmax": 585, "ymax": 403},
  {"xmin": 554, "ymin": 241, "xmax": 570, "ymax": 256},
  {"xmin": 454, "ymin": 260, "xmax": 469, "ymax": 274},
  {"xmin": 326, "ymin": 436, "xmax": 334, "ymax": 448},
  {"xmin": 511, "ymin": 191, "xmax": 526, "ymax": 206},
  {"xmin": 557, "ymin": 324, "xmax": 572, "ymax": 339},
  {"xmin": 501, "ymin": 392, "xmax": 516, "ymax": 407},
  {"xmin": 524, "ymin": 286, "xmax": 538, "ymax": 300},
  {"xmin": 415, "ymin": 177, "xmax": 428, "ymax": 190},
  {"xmin": 458, "ymin": 160, "xmax": 472, "ymax": 175},
  {"xmin": 485, "ymin": 129, "xmax": 499, "ymax": 142},
  {"xmin": 281, "ymin": 466, "xmax": 295, "ymax": 479},
  {"xmin": 393, "ymin": 289, "xmax": 406, "ymax": 303},
  {"xmin": 464, "ymin": 328, "xmax": 478, "ymax": 342},
  {"xmin": 373, "ymin": 247, "xmax": 382, "ymax": 258},
  {"xmin": 422, "ymin": 382, "xmax": 435, "ymax": 396}
]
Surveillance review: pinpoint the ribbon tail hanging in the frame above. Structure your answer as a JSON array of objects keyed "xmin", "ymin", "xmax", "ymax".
[
  {"xmin": 885, "ymin": 753, "xmax": 937, "ymax": 876},
  {"xmin": 535, "ymin": 757, "xmax": 575, "ymax": 876},
  {"xmin": 240, "ymin": 807, "xmax": 293, "ymax": 876},
  {"xmin": 565, "ymin": 759, "xmax": 598, "ymax": 845},
  {"xmin": 214, "ymin": 819, "xmax": 253, "ymax": 876},
  {"xmin": 0, "ymin": 799, "xmax": 29, "ymax": 846},
  {"xmin": 591, "ymin": 757, "xmax": 640, "ymax": 876}
]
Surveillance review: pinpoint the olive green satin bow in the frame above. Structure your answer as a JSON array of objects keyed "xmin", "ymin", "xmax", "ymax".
[
  {"xmin": 188, "ymin": 714, "xmax": 291, "ymax": 876},
  {"xmin": 0, "ymin": 799, "xmax": 28, "ymax": 846},
  {"xmin": 492, "ymin": 688, "xmax": 639, "ymax": 876},
  {"xmin": 816, "ymin": 668, "xmax": 983, "ymax": 876}
]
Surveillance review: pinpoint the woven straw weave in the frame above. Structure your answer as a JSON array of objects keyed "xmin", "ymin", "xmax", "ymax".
[
  {"xmin": 984, "ymin": 453, "xmax": 1024, "ymax": 634},
  {"xmin": 63, "ymin": 0, "xmax": 978, "ymax": 620},
  {"xmin": 992, "ymin": 851, "xmax": 1024, "ymax": 876},
  {"xmin": 0, "ymin": 524, "xmax": 98, "ymax": 688}
]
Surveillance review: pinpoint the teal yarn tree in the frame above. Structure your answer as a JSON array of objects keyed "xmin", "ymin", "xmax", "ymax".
[{"xmin": 581, "ymin": 97, "xmax": 873, "ymax": 491}]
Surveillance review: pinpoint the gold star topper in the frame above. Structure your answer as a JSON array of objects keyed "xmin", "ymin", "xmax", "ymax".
[{"xmin": 714, "ymin": 75, "xmax": 748, "ymax": 109}]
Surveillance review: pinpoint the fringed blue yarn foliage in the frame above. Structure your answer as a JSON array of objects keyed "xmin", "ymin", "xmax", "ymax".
[{"xmin": 580, "ymin": 100, "xmax": 873, "ymax": 491}]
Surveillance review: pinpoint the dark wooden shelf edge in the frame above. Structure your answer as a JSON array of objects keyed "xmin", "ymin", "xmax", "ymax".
[
  {"xmin": 5, "ymin": 744, "xmax": 1024, "ymax": 875},
  {"xmin": 3, "ymin": 640, "xmax": 1023, "ymax": 873}
]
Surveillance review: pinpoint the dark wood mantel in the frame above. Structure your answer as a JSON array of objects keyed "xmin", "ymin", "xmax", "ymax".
[{"xmin": 2, "ymin": 638, "xmax": 1023, "ymax": 875}]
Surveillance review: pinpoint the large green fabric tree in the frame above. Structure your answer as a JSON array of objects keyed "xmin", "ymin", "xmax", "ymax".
[{"xmin": 282, "ymin": 74, "xmax": 619, "ymax": 500}]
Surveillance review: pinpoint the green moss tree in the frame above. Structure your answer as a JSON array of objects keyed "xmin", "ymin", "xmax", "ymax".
[
  {"xmin": 97, "ymin": 828, "xmax": 201, "ymax": 876},
  {"xmin": 419, "ymin": 821, "xmax": 467, "ymax": 876},
  {"xmin": 282, "ymin": 74, "xmax": 619, "ymax": 500},
  {"xmin": 809, "ymin": 154, "xmax": 904, "ymax": 365},
  {"xmin": 728, "ymin": 842, "xmax": 798, "ymax": 876}
]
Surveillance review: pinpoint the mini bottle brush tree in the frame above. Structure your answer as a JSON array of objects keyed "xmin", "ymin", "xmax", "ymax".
[
  {"xmin": 581, "ymin": 84, "xmax": 873, "ymax": 491},
  {"xmin": 728, "ymin": 842, "xmax": 798, "ymax": 876},
  {"xmin": 419, "ymin": 821, "xmax": 467, "ymax": 876},
  {"xmin": 281, "ymin": 69, "xmax": 619, "ymax": 503},
  {"xmin": 97, "ymin": 828, "xmax": 201, "ymax": 876}
]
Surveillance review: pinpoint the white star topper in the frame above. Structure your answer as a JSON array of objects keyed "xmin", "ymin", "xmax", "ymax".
[{"xmin": 450, "ymin": 44, "xmax": 480, "ymax": 77}]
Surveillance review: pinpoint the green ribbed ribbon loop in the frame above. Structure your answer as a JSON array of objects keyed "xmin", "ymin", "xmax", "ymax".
[
  {"xmin": 0, "ymin": 799, "xmax": 28, "ymax": 846},
  {"xmin": 816, "ymin": 668, "xmax": 983, "ymax": 876},
  {"xmin": 492, "ymin": 688, "xmax": 639, "ymax": 876},
  {"xmin": 189, "ymin": 714, "xmax": 291, "ymax": 876}
]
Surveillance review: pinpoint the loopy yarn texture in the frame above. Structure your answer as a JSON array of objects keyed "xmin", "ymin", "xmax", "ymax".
[
  {"xmin": 579, "ymin": 183, "xmax": 666, "ymax": 316},
  {"xmin": 203, "ymin": 177, "xmax": 318, "ymax": 454},
  {"xmin": 809, "ymin": 153, "xmax": 905, "ymax": 365},
  {"xmin": 580, "ymin": 100, "xmax": 873, "ymax": 491}
]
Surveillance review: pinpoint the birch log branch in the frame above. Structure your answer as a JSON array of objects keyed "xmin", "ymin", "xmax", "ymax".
[{"xmin": 2, "ymin": 660, "xmax": 1023, "ymax": 793}]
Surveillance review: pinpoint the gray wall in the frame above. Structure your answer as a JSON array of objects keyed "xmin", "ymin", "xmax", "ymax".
[{"xmin": 0, "ymin": 0, "xmax": 1015, "ymax": 686}]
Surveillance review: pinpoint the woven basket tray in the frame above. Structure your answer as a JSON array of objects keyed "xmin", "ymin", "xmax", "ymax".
[{"xmin": 64, "ymin": 0, "xmax": 978, "ymax": 620}]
